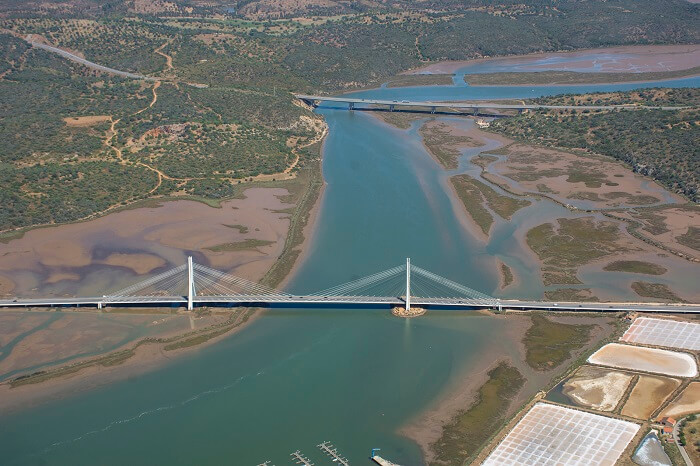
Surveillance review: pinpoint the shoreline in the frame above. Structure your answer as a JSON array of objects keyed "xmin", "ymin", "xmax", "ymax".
[
  {"xmin": 0, "ymin": 129, "xmax": 330, "ymax": 413},
  {"xmin": 399, "ymin": 312, "xmax": 530, "ymax": 462},
  {"xmin": 277, "ymin": 131, "xmax": 329, "ymax": 291},
  {"xmin": 400, "ymin": 312, "xmax": 620, "ymax": 464},
  {"xmin": 406, "ymin": 44, "xmax": 700, "ymax": 75},
  {"xmin": 464, "ymin": 71, "xmax": 700, "ymax": 87},
  {"xmin": 0, "ymin": 308, "xmax": 262, "ymax": 416}
]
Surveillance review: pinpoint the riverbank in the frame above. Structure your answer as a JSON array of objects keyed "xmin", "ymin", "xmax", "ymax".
[
  {"xmin": 463, "ymin": 66, "xmax": 700, "ymax": 86},
  {"xmin": 0, "ymin": 144, "xmax": 328, "ymax": 413},
  {"xmin": 401, "ymin": 312, "xmax": 619, "ymax": 464},
  {"xmin": 408, "ymin": 44, "xmax": 700, "ymax": 75},
  {"xmin": 0, "ymin": 308, "xmax": 261, "ymax": 416}
]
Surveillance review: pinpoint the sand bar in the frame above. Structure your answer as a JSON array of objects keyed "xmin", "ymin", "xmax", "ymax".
[
  {"xmin": 588, "ymin": 343, "xmax": 697, "ymax": 378},
  {"xmin": 411, "ymin": 44, "xmax": 700, "ymax": 74}
]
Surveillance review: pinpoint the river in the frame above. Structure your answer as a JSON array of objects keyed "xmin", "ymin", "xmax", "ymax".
[{"xmin": 0, "ymin": 57, "xmax": 698, "ymax": 464}]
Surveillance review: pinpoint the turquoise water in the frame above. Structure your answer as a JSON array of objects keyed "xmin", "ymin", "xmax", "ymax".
[{"xmin": 1, "ymin": 59, "xmax": 697, "ymax": 464}]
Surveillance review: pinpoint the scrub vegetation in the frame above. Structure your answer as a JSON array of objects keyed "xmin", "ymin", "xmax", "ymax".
[
  {"xmin": 603, "ymin": 260, "xmax": 667, "ymax": 275},
  {"xmin": 631, "ymin": 281, "xmax": 685, "ymax": 302},
  {"xmin": 431, "ymin": 362, "xmax": 524, "ymax": 465},
  {"xmin": 492, "ymin": 88, "xmax": 700, "ymax": 201},
  {"xmin": 526, "ymin": 217, "xmax": 634, "ymax": 285},
  {"xmin": 451, "ymin": 174, "xmax": 530, "ymax": 236},
  {"xmin": 464, "ymin": 67, "xmax": 700, "ymax": 86},
  {"xmin": 523, "ymin": 314, "xmax": 594, "ymax": 370},
  {"xmin": 0, "ymin": 0, "xmax": 698, "ymax": 230},
  {"xmin": 500, "ymin": 262, "xmax": 514, "ymax": 288},
  {"xmin": 420, "ymin": 120, "xmax": 478, "ymax": 169}
]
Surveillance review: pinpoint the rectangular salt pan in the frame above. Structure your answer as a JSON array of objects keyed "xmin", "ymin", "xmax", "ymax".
[
  {"xmin": 621, "ymin": 317, "xmax": 700, "ymax": 351},
  {"xmin": 483, "ymin": 403, "xmax": 639, "ymax": 466}
]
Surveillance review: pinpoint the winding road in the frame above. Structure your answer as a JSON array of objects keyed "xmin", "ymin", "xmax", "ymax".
[{"xmin": 26, "ymin": 39, "xmax": 155, "ymax": 80}]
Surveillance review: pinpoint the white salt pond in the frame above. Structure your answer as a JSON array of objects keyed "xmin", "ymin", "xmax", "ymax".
[{"xmin": 484, "ymin": 403, "xmax": 639, "ymax": 466}]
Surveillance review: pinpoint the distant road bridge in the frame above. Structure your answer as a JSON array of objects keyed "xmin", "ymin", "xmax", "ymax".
[
  {"xmin": 1, "ymin": 258, "xmax": 698, "ymax": 314},
  {"xmin": 294, "ymin": 94, "xmax": 689, "ymax": 115}
]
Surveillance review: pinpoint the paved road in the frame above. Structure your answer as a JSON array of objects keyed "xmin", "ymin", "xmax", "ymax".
[
  {"xmin": 295, "ymin": 94, "xmax": 689, "ymax": 111},
  {"xmin": 1, "ymin": 296, "xmax": 699, "ymax": 314},
  {"xmin": 673, "ymin": 417, "xmax": 694, "ymax": 466},
  {"xmin": 27, "ymin": 39, "xmax": 155, "ymax": 80}
]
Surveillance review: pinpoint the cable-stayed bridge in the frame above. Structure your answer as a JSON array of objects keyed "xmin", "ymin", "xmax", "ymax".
[{"xmin": 0, "ymin": 258, "xmax": 698, "ymax": 314}]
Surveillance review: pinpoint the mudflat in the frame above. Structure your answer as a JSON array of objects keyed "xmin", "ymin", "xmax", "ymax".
[
  {"xmin": 0, "ymin": 188, "xmax": 294, "ymax": 299},
  {"xmin": 489, "ymin": 143, "xmax": 681, "ymax": 209},
  {"xmin": 411, "ymin": 44, "xmax": 700, "ymax": 74}
]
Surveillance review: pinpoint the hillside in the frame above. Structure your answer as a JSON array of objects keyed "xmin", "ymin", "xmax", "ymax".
[{"xmin": 0, "ymin": 0, "xmax": 698, "ymax": 230}]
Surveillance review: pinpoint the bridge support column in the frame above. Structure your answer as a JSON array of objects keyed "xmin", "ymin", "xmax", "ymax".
[
  {"xmin": 389, "ymin": 104, "xmax": 395, "ymax": 112},
  {"xmin": 406, "ymin": 257, "xmax": 411, "ymax": 312},
  {"xmin": 98, "ymin": 302, "xmax": 102, "ymax": 310},
  {"xmin": 348, "ymin": 102, "xmax": 354, "ymax": 110},
  {"xmin": 187, "ymin": 256, "xmax": 194, "ymax": 311},
  {"xmin": 473, "ymin": 107, "xmax": 479, "ymax": 116},
  {"xmin": 431, "ymin": 106, "xmax": 436, "ymax": 114}
]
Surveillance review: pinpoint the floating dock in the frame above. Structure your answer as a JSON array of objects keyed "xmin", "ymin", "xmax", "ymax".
[{"xmin": 290, "ymin": 450, "xmax": 313, "ymax": 465}]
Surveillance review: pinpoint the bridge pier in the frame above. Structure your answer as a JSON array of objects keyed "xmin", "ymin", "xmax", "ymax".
[
  {"xmin": 431, "ymin": 106, "xmax": 436, "ymax": 114},
  {"xmin": 187, "ymin": 256, "xmax": 194, "ymax": 311},
  {"xmin": 406, "ymin": 258, "xmax": 411, "ymax": 312},
  {"xmin": 473, "ymin": 107, "xmax": 479, "ymax": 116},
  {"xmin": 389, "ymin": 104, "xmax": 395, "ymax": 112},
  {"xmin": 348, "ymin": 102, "xmax": 354, "ymax": 110}
]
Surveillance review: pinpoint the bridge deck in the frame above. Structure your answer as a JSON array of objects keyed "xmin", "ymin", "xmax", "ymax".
[
  {"xmin": 0, "ymin": 296, "xmax": 698, "ymax": 313},
  {"xmin": 295, "ymin": 94, "xmax": 688, "ymax": 111}
]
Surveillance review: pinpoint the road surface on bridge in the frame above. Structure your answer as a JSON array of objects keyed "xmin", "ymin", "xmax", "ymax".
[
  {"xmin": 1, "ymin": 296, "xmax": 699, "ymax": 314},
  {"xmin": 295, "ymin": 94, "xmax": 689, "ymax": 112}
]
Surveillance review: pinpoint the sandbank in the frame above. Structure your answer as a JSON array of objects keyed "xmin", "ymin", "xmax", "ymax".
[
  {"xmin": 409, "ymin": 44, "xmax": 700, "ymax": 74},
  {"xmin": 0, "ymin": 309, "xmax": 261, "ymax": 416}
]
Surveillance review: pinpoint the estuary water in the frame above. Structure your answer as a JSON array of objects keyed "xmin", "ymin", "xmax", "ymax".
[{"xmin": 0, "ymin": 64, "xmax": 698, "ymax": 464}]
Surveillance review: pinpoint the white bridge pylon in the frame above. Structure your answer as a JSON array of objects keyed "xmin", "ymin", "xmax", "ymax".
[{"xmin": 103, "ymin": 257, "xmax": 497, "ymax": 309}]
